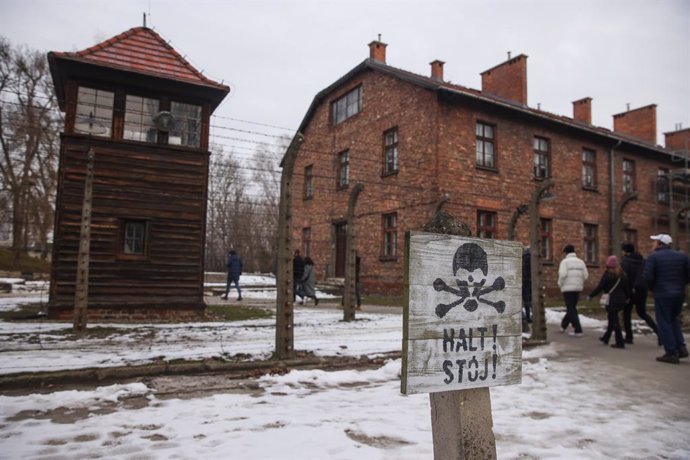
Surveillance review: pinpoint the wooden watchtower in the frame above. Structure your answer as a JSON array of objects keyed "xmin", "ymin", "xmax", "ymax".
[{"xmin": 47, "ymin": 27, "xmax": 229, "ymax": 320}]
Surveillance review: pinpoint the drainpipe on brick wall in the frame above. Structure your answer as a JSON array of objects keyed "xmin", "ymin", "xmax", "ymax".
[{"xmin": 609, "ymin": 139, "xmax": 622, "ymax": 255}]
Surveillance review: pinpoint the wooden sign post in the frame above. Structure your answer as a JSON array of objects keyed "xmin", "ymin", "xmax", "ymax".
[{"xmin": 402, "ymin": 231, "xmax": 522, "ymax": 458}]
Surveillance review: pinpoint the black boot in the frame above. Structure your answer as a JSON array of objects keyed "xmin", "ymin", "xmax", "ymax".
[
  {"xmin": 656, "ymin": 353, "xmax": 680, "ymax": 364},
  {"xmin": 678, "ymin": 346, "xmax": 689, "ymax": 359}
]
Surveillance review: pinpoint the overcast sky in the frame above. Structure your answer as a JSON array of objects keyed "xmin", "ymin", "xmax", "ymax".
[{"xmin": 3, "ymin": 0, "xmax": 689, "ymax": 150}]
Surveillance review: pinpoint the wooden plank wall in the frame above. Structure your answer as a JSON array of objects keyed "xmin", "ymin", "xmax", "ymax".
[{"xmin": 50, "ymin": 136, "xmax": 208, "ymax": 310}]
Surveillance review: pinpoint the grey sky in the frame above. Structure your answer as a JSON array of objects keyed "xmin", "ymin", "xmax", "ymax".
[{"xmin": 3, "ymin": 0, "xmax": 689, "ymax": 150}]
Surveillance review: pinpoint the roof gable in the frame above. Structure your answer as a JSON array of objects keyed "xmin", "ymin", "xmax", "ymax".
[{"xmin": 51, "ymin": 27, "xmax": 226, "ymax": 90}]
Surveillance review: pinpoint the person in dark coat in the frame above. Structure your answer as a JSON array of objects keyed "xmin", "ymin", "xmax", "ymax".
[
  {"xmin": 587, "ymin": 255, "xmax": 630, "ymax": 348},
  {"xmin": 297, "ymin": 256, "xmax": 318, "ymax": 306},
  {"xmin": 620, "ymin": 243, "xmax": 658, "ymax": 344},
  {"xmin": 293, "ymin": 250, "xmax": 305, "ymax": 302},
  {"xmin": 222, "ymin": 249, "xmax": 243, "ymax": 301},
  {"xmin": 643, "ymin": 233, "xmax": 690, "ymax": 364}
]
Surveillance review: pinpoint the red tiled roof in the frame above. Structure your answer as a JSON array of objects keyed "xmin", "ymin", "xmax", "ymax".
[{"xmin": 51, "ymin": 27, "xmax": 227, "ymax": 90}]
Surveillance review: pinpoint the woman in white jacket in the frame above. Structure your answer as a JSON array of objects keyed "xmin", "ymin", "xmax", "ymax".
[{"xmin": 558, "ymin": 244, "xmax": 589, "ymax": 336}]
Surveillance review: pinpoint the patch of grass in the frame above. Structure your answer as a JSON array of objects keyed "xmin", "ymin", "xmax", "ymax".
[
  {"xmin": 315, "ymin": 295, "xmax": 403, "ymax": 308},
  {"xmin": 361, "ymin": 295, "xmax": 404, "ymax": 307},
  {"xmin": 207, "ymin": 304, "xmax": 274, "ymax": 321},
  {"xmin": 0, "ymin": 248, "xmax": 50, "ymax": 273},
  {"xmin": 32, "ymin": 326, "xmax": 124, "ymax": 339},
  {"xmin": 0, "ymin": 303, "xmax": 47, "ymax": 321}
]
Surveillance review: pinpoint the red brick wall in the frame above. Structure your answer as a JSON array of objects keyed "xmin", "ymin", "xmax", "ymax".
[
  {"xmin": 613, "ymin": 105, "xmax": 657, "ymax": 144},
  {"xmin": 480, "ymin": 55, "xmax": 528, "ymax": 105},
  {"xmin": 49, "ymin": 305, "xmax": 206, "ymax": 321},
  {"xmin": 293, "ymin": 71, "xmax": 441, "ymax": 293},
  {"xmin": 573, "ymin": 98, "xmax": 592, "ymax": 124},
  {"xmin": 292, "ymin": 69, "xmax": 684, "ymax": 298},
  {"xmin": 664, "ymin": 127, "xmax": 690, "ymax": 151}
]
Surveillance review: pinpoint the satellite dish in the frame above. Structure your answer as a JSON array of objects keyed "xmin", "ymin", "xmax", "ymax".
[
  {"xmin": 74, "ymin": 113, "xmax": 109, "ymax": 136},
  {"xmin": 153, "ymin": 111, "xmax": 175, "ymax": 132}
]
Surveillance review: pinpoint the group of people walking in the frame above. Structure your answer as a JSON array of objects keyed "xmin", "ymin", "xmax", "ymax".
[
  {"xmin": 555, "ymin": 233, "xmax": 690, "ymax": 364},
  {"xmin": 222, "ymin": 248, "xmax": 364, "ymax": 309},
  {"xmin": 220, "ymin": 249, "xmax": 320, "ymax": 306}
]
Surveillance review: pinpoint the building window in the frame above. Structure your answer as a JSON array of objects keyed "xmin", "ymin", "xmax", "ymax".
[
  {"xmin": 622, "ymin": 159, "xmax": 636, "ymax": 193},
  {"xmin": 382, "ymin": 213, "xmax": 397, "ymax": 258},
  {"xmin": 581, "ymin": 148, "xmax": 596, "ymax": 190},
  {"xmin": 337, "ymin": 150, "xmax": 349, "ymax": 189},
  {"xmin": 383, "ymin": 127, "xmax": 399, "ymax": 175},
  {"xmin": 584, "ymin": 224, "xmax": 598, "ymax": 264},
  {"xmin": 331, "ymin": 86, "xmax": 362, "ymax": 125},
  {"xmin": 121, "ymin": 220, "xmax": 148, "ymax": 256},
  {"xmin": 540, "ymin": 218, "xmax": 553, "ymax": 261},
  {"xmin": 533, "ymin": 137, "xmax": 550, "ymax": 179},
  {"xmin": 303, "ymin": 227, "xmax": 311, "ymax": 257},
  {"xmin": 304, "ymin": 165, "xmax": 314, "ymax": 200},
  {"xmin": 124, "ymin": 95, "xmax": 159, "ymax": 143},
  {"xmin": 477, "ymin": 210, "xmax": 497, "ymax": 239},
  {"xmin": 169, "ymin": 101, "xmax": 202, "ymax": 148},
  {"xmin": 657, "ymin": 168, "xmax": 670, "ymax": 204},
  {"xmin": 74, "ymin": 86, "xmax": 114, "ymax": 137},
  {"xmin": 476, "ymin": 122, "xmax": 496, "ymax": 169}
]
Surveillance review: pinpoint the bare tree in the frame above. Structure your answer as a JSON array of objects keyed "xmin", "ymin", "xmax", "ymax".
[
  {"xmin": 206, "ymin": 144, "xmax": 246, "ymax": 271},
  {"xmin": 0, "ymin": 37, "xmax": 60, "ymax": 267},
  {"xmin": 204, "ymin": 136, "xmax": 286, "ymax": 275},
  {"xmin": 250, "ymin": 135, "xmax": 287, "ymax": 272}
]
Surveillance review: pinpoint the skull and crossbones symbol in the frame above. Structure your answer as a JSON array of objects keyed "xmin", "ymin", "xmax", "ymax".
[{"xmin": 433, "ymin": 242, "xmax": 506, "ymax": 318}]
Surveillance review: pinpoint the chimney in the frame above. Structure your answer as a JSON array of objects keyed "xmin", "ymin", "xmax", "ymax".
[
  {"xmin": 613, "ymin": 104, "xmax": 657, "ymax": 144},
  {"xmin": 368, "ymin": 40, "xmax": 387, "ymax": 63},
  {"xmin": 480, "ymin": 54, "xmax": 528, "ymax": 105},
  {"xmin": 430, "ymin": 60, "xmax": 445, "ymax": 81},
  {"xmin": 572, "ymin": 97, "xmax": 592, "ymax": 124},
  {"xmin": 664, "ymin": 126, "xmax": 690, "ymax": 153}
]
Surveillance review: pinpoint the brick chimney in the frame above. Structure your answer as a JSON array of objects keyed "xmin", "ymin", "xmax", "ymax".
[
  {"xmin": 572, "ymin": 97, "xmax": 592, "ymax": 124},
  {"xmin": 664, "ymin": 126, "xmax": 690, "ymax": 152},
  {"xmin": 480, "ymin": 54, "xmax": 528, "ymax": 105},
  {"xmin": 613, "ymin": 104, "xmax": 657, "ymax": 144},
  {"xmin": 430, "ymin": 60, "xmax": 445, "ymax": 81},
  {"xmin": 368, "ymin": 40, "xmax": 387, "ymax": 63}
]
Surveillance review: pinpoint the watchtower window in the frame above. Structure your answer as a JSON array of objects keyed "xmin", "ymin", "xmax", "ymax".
[
  {"xmin": 124, "ymin": 95, "xmax": 159, "ymax": 143},
  {"xmin": 170, "ymin": 101, "xmax": 202, "ymax": 148},
  {"xmin": 122, "ymin": 220, "xmax": 147, "ymax": 256},
  {"xmin": 75, "ymin": 87, "xmax": 114, "ymax": 137}
]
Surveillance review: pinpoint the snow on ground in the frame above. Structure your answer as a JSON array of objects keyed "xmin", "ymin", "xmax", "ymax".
[
  {"xmin": 1, "ymin": 290, "xmax": 689, "ymax": 458},
  {"xmin": 1, "ymin": 352, "xmax": 689, "ymax": 459},
  {"xmin": 0, "ymin": 309, "xmax": 401, "ymax": 375}
]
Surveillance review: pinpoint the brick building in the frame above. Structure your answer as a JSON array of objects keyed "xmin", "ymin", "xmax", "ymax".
[{"xmin": 289, "ymin": 40, "xmax": 690, "ymax": 297}]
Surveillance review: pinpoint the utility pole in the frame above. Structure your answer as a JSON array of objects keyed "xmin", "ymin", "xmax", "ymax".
[
  {"xmin": 343, "ymin": 183, "xmax": 363, "ymax": 321},
  {"xmin": 275, "ymin": 134, "xmax": 302, "ymax": 359},
  {"xmin": 530, "ymin": 179, "xmax": 555, "ymax": 342},
  {"xmin": 73, "ymin": 148, "xmax": 95, "ymax": 335}
]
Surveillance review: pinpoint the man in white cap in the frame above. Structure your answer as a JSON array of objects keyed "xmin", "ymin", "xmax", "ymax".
[{"xmin": 643, "ymin": 234, "xmax": 690, "ymax": 364}]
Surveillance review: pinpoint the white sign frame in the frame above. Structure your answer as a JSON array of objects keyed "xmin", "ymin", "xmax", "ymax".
[{"xmin": 402, "ymin": 231, "xmax": 522, "ymax": 395}]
